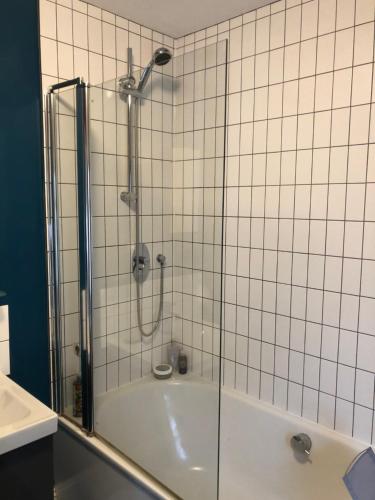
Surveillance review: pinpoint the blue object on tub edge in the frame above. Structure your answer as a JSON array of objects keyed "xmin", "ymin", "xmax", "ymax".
[{"xmin": 343, "ymin": 447, "xmax": 375, "ymax": 500}]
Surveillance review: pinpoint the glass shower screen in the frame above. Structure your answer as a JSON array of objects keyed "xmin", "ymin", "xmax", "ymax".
[{"xmin": 90, "ymin": 40, "xmax": 227, "ymax": 499}]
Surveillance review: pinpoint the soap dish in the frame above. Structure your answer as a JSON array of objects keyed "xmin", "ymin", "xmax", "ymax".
[{"xmin": 153, "ymin": 364, "xmax": 173, "ymax": 380}]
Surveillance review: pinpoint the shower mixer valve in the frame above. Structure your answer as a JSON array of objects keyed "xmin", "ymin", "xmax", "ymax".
[
  {"xmin": 133, "ymin": 255, "xmax": 147, "ymax": 271},
  {"xmin": 132, "ymin": 245, "xmax": 166, "ymax": 285},
  {"xmin": 132, "ymin": 245, "xmax": 150, "ymax": 283}
]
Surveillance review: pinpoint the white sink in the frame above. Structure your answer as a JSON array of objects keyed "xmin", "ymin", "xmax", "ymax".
[{"xmin": 0, "ymin": 371, "xmax": 57, "ymax": 455}]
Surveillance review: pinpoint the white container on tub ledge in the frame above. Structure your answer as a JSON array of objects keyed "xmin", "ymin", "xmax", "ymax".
[{"xmin": 0, "ymin": 371, "xmax": 57, "ymax": 455}]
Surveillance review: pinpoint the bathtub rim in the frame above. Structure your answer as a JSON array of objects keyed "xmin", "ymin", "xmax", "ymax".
[{"xmin": 220, "ymin": 385, "xmax": 369, "ymax": 453}]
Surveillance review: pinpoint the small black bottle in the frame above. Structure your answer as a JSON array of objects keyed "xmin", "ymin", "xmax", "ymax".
[
  {"xmin": 178, "ymin": 351, "xmax": 187, "ymax": 374},
  {"xmin": 73, "ymin": 375, "xmax": 82, "ymax": 417}
]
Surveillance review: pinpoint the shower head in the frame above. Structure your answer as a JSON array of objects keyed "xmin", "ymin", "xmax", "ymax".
[
  {"xmin": 137, "ymin": 47, "xmax": 173, "ymax": 92},
  {"xmin": 153, "ymin": 47, "xmax": 172, "ymax": 66}
]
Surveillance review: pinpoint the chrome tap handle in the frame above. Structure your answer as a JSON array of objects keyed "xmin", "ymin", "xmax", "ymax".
[{"xmin": 133, "ymin": 255, "xmax": 147, "ymax": 272}]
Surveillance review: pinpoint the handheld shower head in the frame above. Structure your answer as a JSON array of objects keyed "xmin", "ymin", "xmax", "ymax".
[
  {"xmin": 137, "ymin": 47, "xmax": 173, "ymax": 92},
  {"xmin": 153, "ymin": 47, "xmax": 172, "ymax": 66}
]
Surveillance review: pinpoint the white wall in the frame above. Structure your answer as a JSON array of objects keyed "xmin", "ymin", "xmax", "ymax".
[{"xmin": 174, "ymin": 0, "xmax": 375, "ymax": 445}]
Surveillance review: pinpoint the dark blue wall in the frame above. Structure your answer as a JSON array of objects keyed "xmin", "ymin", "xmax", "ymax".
[{"xmin": 0, "ymin": 0, "xmax": 50, "ymax": 404}]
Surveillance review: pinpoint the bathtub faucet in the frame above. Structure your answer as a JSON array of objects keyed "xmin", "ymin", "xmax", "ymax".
[{"xmin": 291, "ymin": 433, "xmax": 312, "ymax": 456}]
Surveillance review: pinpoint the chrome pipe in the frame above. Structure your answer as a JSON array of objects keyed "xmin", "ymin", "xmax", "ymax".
[
  {"xmin": 137, "ymin": 61, "xmax": 153, "ymax": 93},
  {"xmin": 127, "ymin": 93, "xmax": 136, "ymax": 200},
  {"xmin": 127, "ymin": 47, "xmax": 133, "ymax": 81},
  {"xmin": 127, "ymin": 48, "xmax": 135, "ymax": 200},
  {"xmin": 45, "ymin": 90, "xmax": 63, "ymax": 414},
  {"xmin": 119, "ymin": 93, "xmax": 137, "ymax": 204},
  {"xmin": 119, "ymin": 46, "xmax": 168, "ymax": 337},
  {"xmin": 119, "ymin": 49, "xmax": 137, "ymax": 204},
  {"xmin": 132, "ymin": 96, "xmax": 164, "ymax": 337}
]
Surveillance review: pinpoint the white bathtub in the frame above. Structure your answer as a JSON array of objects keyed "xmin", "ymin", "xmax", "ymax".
[
  {"xmin": 95, "ymin": 375, "xmax": 366, "ymax": 500},
  {"xmin": 95, "ymin": 375, "xmax": 219, "ymax": 499},
  {"xmin": 219, "ymin": 389, "xmax": 365, "ymax": 500}
]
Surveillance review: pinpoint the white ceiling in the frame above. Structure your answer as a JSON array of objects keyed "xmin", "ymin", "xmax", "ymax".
[{"xmin": 88, "ymin": 0, "xmax": 273, "ymax": 38}]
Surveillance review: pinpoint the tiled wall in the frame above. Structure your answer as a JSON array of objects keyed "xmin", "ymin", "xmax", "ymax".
[
  {"xmin": 174, "ymin": 0, "xmax": 375, "ymax": 444},
  {"xmin": 39, "ymin": 0, "xmax": 174, "ymax": 405},
  {"xmin": 171, "ymin": 42, "xmax": 227, "ymax": 382},
  {"xmin": 41, "ymin": 0, "xmax": 375, "ymax": 445}
]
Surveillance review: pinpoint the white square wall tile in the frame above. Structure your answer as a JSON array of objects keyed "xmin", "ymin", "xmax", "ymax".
[
  {"xmin": 359, "ymin": 297, "xmax": 375, "ymax": 335},
  {"xmin": 317, "ymin": 34, "xmax": 334, "ymax": 74},
  {"xmin": 304, "ymin": 356, "xmax": 320, "ymax": 390},
  {"xmin": 350, "ymin": 105, "xmax": 370, "ymax": 145},
  {"xmin": 318, "ymin": 392, "xmax": 335, "ymax": 429},
  {"xmin": 56, "ymin": 5, "xmax": 73, "ymax": 44},
  {"xmin": 356, "ymin": 0, "xmax": 375, "ymax": 24},
  {"xmin": 321, "ymin": 326, "xmax": 338, "ymax": 362},
  {"xmin": 0, "ymin": 306, "xmax": 9, "ymax": 342},
  {"xmin": 357, "ymin": 333, "xmax": 375, "ymax": 371},
  {"xmin": 336, "ymin": 0, "xmax": 355, "ymax": 30},
  {"xmin": 334, "ymin": 28, "xmax": 353, "ymax": 70},
  {"xmin": 361, "ymin": 260, "xmax": 375, "ymax": 298},
  {"xmin": 73, "ymin": 11, "xmax": 88, "ymax": 49},
  {"xmin": 40, "ymin": 0, "xmax": 57, "ymax": 39},
  {"xmin": 335, "ymin": 398, "xmax": 353, "ymax": 437},
  {"xmin": 288, "ymin": 382, "xmax": 303, "ymax": 416},
  {"xmin": 339, "ymin": 329, "xmax": 357, "ymax": 367},
  {"xmin": 352, "ymin": 64, "xmax": 372, "ymax": 106},
  {"xmin": 0, "ymin": 311, "xmax": 9, "ymax": 373},
  {"xmin": 40, "ymin": 37, "xmax": 58, "ymax": 77},
  {"xmin": 336, "ymin": 364, "xmax": 355, "ymax": 401},
  {"xmin": 301, "ymin": 1, "xmax": 317, "ymax": 40},
  {"xmin": 353, "ymin": 405, "xmax": 372, "ymax": 443},
  {"xmin": 0, "ymin": 341, "xmax": 10, "ymax": 375},
  {"xmin": 320, "ymin": 359, "xmax": 337, "ymax": 395},
  {"xmin": 333, "ymin": 69, "xmax": 352, "ymax": 109},
  {"xmin": 318, "ymin": 0, "xmax": 336, "ymax": 35},
  {"xmin": 355, "ymin": 369, "xmax": 374, "ymax": 408},
  {"xmin": 88, "ymin": 17, "xmax": 103, "ymax": 54},
  {"xmin": 354, "ymin": 23, "xmax": 375, "ymax": 66},
  {"xmin": 303, "ymin": 387, "xmax": 319, "ymax": 423}
]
